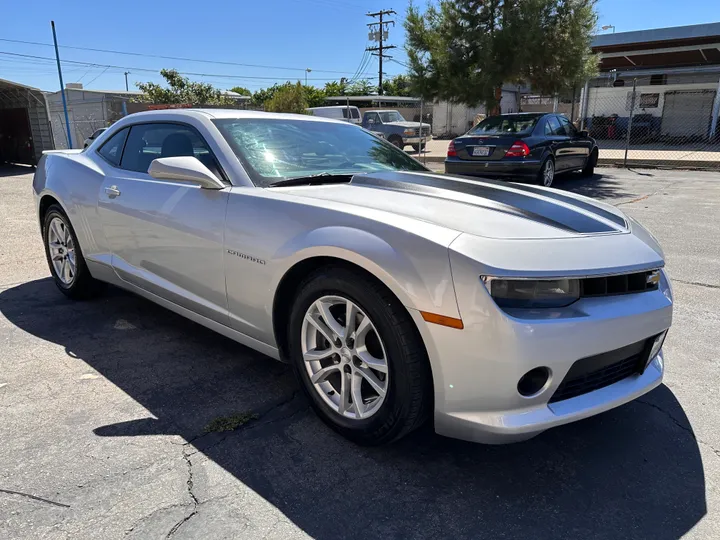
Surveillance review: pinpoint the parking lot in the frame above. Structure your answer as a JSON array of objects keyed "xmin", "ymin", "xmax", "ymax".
[{"xmin": 1, "ymin": 165, "xmax": 718, "ymax": 539}]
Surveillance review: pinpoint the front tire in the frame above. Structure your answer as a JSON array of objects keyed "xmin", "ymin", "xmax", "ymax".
[
  {"xmin": 411, "ymin": 143, "xmax": 425, "ymax": 153},
  {"xmin": 288, "ymin": 266, "xmax": 432, "ymax": 445},
  {"xmin": 42, "ymin": 205, "xmax": 102, "ymax": 300},
  {"xmin": 388, "ymin": 135, "xmax": 404, "ymax": 149}
]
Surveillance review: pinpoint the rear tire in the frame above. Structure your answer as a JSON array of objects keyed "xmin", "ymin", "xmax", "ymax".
[
  {"xmin": 288, "ymin": 266, "xmax": 432, "ymax": 445},
  {"xmin": 537, "ymin": 157, "xmax": 555, "ymax": 187},
  {"xmin": 582, "ymin": 149, "xmax": 598, "ymax": 177},
  {"xmin": 42, "ymin": 205, "xmax": 102, "ymax": 300}
]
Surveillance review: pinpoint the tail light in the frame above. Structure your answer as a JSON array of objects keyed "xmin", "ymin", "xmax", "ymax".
[
  {"xmin": 505, "ymin": 141, "xmax": 530, "ymax": 157},
  {"xmin": 447, "ymin": 140, "xmax": 457, "ymax": 157}
]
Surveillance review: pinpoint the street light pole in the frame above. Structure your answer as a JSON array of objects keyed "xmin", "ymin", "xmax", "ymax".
[
  {"xmin": 305, "ymin": 68, "xmax": 311, "ymax": 86},
  {"xmin": 124, "ymin": 71, "xmax": 130, "ymax": 91},
  {"xmin": 601, "ymin": 24, "xmax": 616, "ymax": 33}
]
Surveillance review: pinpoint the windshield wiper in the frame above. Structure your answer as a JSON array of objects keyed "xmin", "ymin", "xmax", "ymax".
[{"xmin": 268, "ymin": 173, "xmax": 355, "ymax": 188}]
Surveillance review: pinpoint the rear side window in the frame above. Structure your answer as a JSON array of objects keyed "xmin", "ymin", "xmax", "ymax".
[
  {"xmin": 558, "ymin": 116, "xmax": 577, "ymax": 137},
  {"xmin": 120, "ymin": 123, "xmax": 221, "ymax": 179},
  {"xmin": 545, "ymin": 116, "xmax": 563, "ymax": 136},
  {"xmin": 97, "ymin": 128, "xmax": 129, "ymax": 166}
]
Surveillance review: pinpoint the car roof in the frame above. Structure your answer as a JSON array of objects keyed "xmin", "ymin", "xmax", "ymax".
[{"xmin": 117, "ymin": 108, "xmax": 348, "ymax": 124}]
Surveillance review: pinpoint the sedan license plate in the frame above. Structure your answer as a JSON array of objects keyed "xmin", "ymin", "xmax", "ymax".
[{"xmin": 472, "ymin": 146, "xmax": 491, "ymax": 157}]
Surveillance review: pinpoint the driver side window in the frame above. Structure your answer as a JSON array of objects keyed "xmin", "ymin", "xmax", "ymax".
[{"xmin": 366, "ymin": 112, "xmax": 381, "ymax": 124}]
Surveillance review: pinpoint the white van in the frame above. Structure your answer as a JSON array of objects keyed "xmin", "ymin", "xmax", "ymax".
[{"xmin": 306, "ymin": 106, "xmax": 361, "ymax": 125}]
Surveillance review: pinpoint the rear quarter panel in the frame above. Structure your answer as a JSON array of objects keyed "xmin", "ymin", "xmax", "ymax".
[{"xmin": 33, "ymin": 152, "xmax": 109, "ymax": 258}]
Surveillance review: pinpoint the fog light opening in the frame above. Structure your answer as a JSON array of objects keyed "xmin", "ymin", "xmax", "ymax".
[{"xmin": 517, "ymin": 367, "xmax": 551, "ymax": 397}]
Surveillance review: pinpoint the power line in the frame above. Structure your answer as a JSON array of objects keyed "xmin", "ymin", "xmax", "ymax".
[
  {"xmin": 0, "ymin": 51, "xmax": 363, "ymax": 82},
  {"xmin": 0, "ymin": 37, "xmax": 362, "ymax": 75}
]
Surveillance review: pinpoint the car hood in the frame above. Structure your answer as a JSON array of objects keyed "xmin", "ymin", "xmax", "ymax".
[
  {"xmin": 383, "ymin": 121, "xmax": 431, "ymax": 129},
  {"xmin": 276, "ymin": 171, "xmax": 632, "ymax": 241}
]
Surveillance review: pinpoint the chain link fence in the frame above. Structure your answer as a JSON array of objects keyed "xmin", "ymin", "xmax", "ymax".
[{"xmin": 580, "ymin": 73, "xmax": 720, "ymax": 169}]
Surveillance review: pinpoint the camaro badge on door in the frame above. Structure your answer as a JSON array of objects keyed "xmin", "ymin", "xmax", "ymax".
[{"xmin": 227, "ymin": 250, "xmax": 266, "ymax": 265}]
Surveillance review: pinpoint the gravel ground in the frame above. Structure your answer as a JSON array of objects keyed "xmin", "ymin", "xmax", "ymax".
[{"xmin": 0, "ymin": 165, "xmax": 718, "ymax": 539}]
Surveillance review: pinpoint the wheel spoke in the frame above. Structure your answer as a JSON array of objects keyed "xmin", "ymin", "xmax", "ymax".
[
  {"xmin": 344, "ymin": 301, "xmax": 357, "ymax": 340},
  {"xmin": 354, "ymin": 315, "xmax": 372, "ymax": 344},
  {"xmin": 310, "ymin": 364, "xmax": 340, "ymax": 384},
  {"xmin": 338, "ymin": 370, "xmax": 351, "ymax": 415},
  {"xmin": 356, "ymin": 365, "xmax": 386, "ymax": 396},
  {"xmin": 305, "ymin": 313, "xmax": 336, "ymax": 345},
  {"xmin": 350, "ymin": 372, "xmax": 365, "ymax": 418},
  {"xmin": 50, "ymin": 220, "xmax": 63, "ymax": 241},
  {"xmin": 356, "ymin": 349, "xmax": 388, "ymax": 373},
  {"xmin": 303, "ymin": 348, "xmax": 335, "ymax": 363},
  {"xmin": 315, "ymin": 299, "xmax": 344, "ymax": 339}
]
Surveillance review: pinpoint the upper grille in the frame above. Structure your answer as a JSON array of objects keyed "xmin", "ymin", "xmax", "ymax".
[
  {"xmin": 548, "ymin": 338, "xmax": 652, "ymax": 403},
  {"xmin": 580, "ymin": 270, "xmax": 659, "ymax": 298},
  {"xmin": 412, "ymin": 127, "xmax": 431, "ymax": 136}
]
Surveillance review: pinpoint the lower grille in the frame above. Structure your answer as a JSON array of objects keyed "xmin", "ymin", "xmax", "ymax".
[{"xmin": 549, "ymin": 338, "xmax": 652, "ymax": 403}]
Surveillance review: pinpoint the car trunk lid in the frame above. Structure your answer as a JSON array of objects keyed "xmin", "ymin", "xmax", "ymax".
[{"xmin": 452, "ymin": 135, "xmax": 523, "ymax": 161}]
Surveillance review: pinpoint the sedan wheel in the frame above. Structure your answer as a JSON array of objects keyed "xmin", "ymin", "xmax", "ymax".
[
  {"xmin": 301, "ymin": 295, "xmax": 389, "ymax": 420},
  {"xmin": 289, "ymin": 266, "xmax": 432, "ymax": 445},
  {"xmin": 541, "ymin": 159, "xmax": 555, "ymax": 187}
]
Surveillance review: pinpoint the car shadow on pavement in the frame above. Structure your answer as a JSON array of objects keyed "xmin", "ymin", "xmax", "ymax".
[
  {"xmin": 0, "ymin": 279, "xmax": 707, "ymax": 540},
  {"xmin": 552, "ymin": 171, "xmax": 639, "ymax": 201}
]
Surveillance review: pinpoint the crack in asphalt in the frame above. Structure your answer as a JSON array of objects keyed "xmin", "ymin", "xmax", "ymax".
[
  {"xmin": 0, "ymin": 488, "xmax": 70, "ymax": 508},
  {"xmin": 636, "ymin": 399, "xmax": 720, "ymax": 460},
  {"xmin": 165, "ymin": 448, "xmax": 199, "ymax": 539},
  {"xmin": 614, "ymin": 180, "xmax": 675, "ymax": 207},
  {"xmin": 672, "ymin": 279, "xmax": 720, "ymax": 290}
]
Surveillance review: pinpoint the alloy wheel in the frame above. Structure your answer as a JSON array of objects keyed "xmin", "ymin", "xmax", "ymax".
[
  {"xmin": 543, "ymin": 160, "xmax": 555, "ymax": 187},
  {"xmin": 47, "ymin": 216, "xmax": 76, "ymax": 286},
  {"xmin": 301, "ymin": 295, "xmax": 389, "ymax": 420}
]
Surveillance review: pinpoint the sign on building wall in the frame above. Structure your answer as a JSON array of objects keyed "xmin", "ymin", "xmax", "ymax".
[{"xmin": 626, "ymin": 92, "xmax": 660, "ymax": 111}]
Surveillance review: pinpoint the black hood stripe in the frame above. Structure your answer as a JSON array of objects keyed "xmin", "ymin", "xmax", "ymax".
[
  {"xmin": 487, "ymin": 180, "xmax": 627, "ymax": 228},
  {"xmin": 352, "ymin": 173, "xmax": 619, "ymax": 234}
]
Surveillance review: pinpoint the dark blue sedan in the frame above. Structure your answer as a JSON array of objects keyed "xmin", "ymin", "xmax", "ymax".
[{"xmin": 444, "ymin": 113, "xmax": 599, "ymax": 187}]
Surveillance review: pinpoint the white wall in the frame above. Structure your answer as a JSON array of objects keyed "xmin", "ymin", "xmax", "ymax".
[
  {"xmin": 432, "ymin": 89, "xmax": 519, "ymax": 136},
  {"xmin": 585, "ymin": 82, "xmax": 719, "ymax": 119}
]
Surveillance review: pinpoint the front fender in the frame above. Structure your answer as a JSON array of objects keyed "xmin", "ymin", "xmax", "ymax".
[{"xmin": 272, "ymin": 225, "xmax": 462, "ymax": 319}]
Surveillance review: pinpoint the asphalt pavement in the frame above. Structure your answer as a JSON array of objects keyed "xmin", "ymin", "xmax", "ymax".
[{"xmin": 0, "ymin": 165, "xmax": 718, "ymax": 539}]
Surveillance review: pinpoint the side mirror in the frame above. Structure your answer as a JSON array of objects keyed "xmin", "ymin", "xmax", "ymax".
[
  {"xmin": 148, "ymin": 156, "xmax": 225, "ymax": 189},
  {"xmin": 580, "ymin": 130, "xmax": 589, "ymax": 138}
]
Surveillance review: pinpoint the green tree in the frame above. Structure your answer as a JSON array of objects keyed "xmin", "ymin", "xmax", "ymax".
[
  {"xmin": 405, "ymin": 0, "xmax": 598, "ymax": 111},
  {"xmin": 346, "ymin": 79, "xmax": 374, "ymax": 96},
  {"xmin": 265, "ymin": 82, "xmax": 308, "ymax": 113},
  {"xmin": 302, "ymin": 85, "xmax": 327, "ymax": 107},
  {"xmin": 136, "ymin": 69, "xmax": 235, "ymax": 106},
  {"xmin": 381, "ymin": 74, "xmax": 412, "ymax": 97},
  {"xmin": 324, "ymin": 80, "xmax": 348, "ymax": 96},
  {"xmin": 229, "ymin": 86, "xmax": 252, "ymax": 96}
]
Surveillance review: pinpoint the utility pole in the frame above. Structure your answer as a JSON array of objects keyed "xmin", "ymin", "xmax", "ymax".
[
  {"xmin": 51, "ymin": 21, "xmax": 72, "ymax": 149},
  {"xmin": 366, "ymin": 9, "xmax": 396, "ymax": 95},
  {"xmin": 124, "ymin": 71, "xmax": 130, "ymax": 91}
]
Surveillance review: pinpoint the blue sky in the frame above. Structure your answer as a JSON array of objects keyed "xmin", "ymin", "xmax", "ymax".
[{"xmin": 1, "ymin": 0, "xmax": 719, "ymax": 93}]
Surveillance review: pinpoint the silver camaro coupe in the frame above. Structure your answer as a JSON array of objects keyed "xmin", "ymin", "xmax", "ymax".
[{"xmin": 33, "ymin": 109, "xmax": 673, "ymax": 445}]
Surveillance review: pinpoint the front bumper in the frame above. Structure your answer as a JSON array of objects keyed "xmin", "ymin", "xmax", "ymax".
[
  {"xmin": 413, "ymin": 257, "xmax": 673, "ymax": 444},
  {"xmin": 445, "ymin": 157, "xmax": 541, "ymax": 178},
  {"xmin": 403, "ymin": 135, "xmax": 432, "ymax": 145}
]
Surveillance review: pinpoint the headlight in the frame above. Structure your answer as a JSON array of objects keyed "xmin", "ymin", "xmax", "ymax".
[
  {"xmin": 403, "ymin": 129, "xmax": 415, "ymax": 135},
  {"xmin": 482, "ymin": 277, "xmax": 580, "ymax": 309}
]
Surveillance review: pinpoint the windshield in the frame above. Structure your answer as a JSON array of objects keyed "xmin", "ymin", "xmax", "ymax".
[
  {"xmin": 468, "ymin": 115, "xmax": 542, "ymax": 136},
  {"xmin": 213, "ymin": 118, "xmax": 426, "ymax": 187},
  {"xmin": 378, "ymin": 111, "xmax": 405, "ymax": 123}
]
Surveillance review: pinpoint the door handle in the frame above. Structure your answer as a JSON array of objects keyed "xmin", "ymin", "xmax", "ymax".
[{"xmin": 105, "ymin": 185, "xmax": 121, "ymax": 198}]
